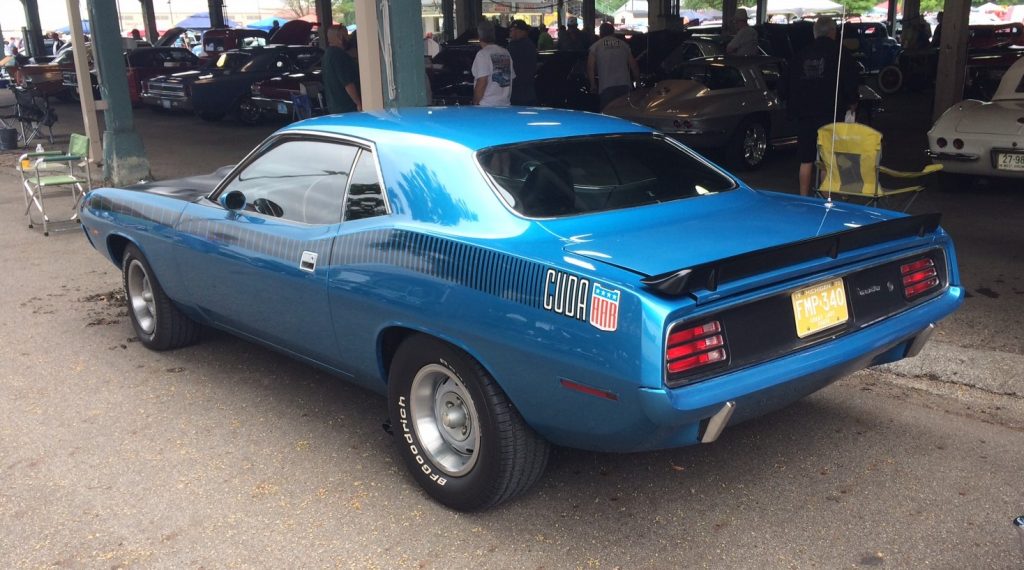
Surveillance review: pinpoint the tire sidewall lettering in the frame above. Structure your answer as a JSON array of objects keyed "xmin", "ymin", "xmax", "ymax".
[{"xmin": 396, "ymin": 389, "xmax": 448, "ymax": 487}]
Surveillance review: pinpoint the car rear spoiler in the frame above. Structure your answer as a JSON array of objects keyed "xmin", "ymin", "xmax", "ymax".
[{"xmin": 641, "ymin": 213, "xmax": 942, "ymax": 297}]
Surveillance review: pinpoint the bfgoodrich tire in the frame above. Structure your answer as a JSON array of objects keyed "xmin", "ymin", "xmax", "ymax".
[
  {"xmin": 387, "ymin": 335, "xmax": 550, "ymax": 511},
  {"xmin": 122, "ymin": 244, "xmax": 201, "ymax": 350}
]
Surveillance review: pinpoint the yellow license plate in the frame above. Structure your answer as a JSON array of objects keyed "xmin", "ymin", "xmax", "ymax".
[{"xmin": 791, "ymin": 278, "xmax": 849, "ymax": 338}]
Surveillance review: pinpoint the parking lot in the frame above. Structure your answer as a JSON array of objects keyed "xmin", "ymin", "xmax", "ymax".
[{"xmin": 1, "ymin": 93, "xmax": 1022, "ymax": 568}]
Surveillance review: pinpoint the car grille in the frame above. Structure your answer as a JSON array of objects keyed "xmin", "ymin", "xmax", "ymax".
[{"xmin": 145, "ymin": 83, "xmax": 186, "ymax": 98}]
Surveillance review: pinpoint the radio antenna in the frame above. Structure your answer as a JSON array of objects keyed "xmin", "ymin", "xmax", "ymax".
[{"xmin": 825, "ymin": 5, "xmax": 849, "ymax": 206}]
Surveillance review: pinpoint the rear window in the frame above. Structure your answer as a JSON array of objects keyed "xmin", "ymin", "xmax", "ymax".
[{"xmin": 478, "ymin": 135, "xmax": 736, "ymax": 218}]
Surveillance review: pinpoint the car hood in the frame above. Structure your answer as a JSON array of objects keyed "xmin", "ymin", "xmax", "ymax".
[
  {"xmin": 955, "ymin": 100, "xmax": 1024, "ymax": 135},
  {"xmin": 150, "ymin": 70, "xmax": 206, "ymax": 83},
  {"xmin": 125, "ymin": 165, "xmax": 235, "ymax": 200},
  {"xmin": 546, "ymin": 188, "xmax": 898, "ymax": 278}
]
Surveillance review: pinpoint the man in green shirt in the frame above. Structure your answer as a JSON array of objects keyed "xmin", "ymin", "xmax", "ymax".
[{"xmin": 322, "ymin": 26, "xmax": 362, "ymax": 114}]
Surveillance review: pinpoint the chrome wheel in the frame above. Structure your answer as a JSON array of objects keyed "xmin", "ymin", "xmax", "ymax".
[
  {"xmin": 742, "ymin": 122, "xmax": 767, "ymax": 167},
  {"xmin": 127, "ymin": 259, "xmax": 156, "ymax": 335},
  {"xmin": 409, "ymin": 363, "xmax": 481, "ymax": 477}
]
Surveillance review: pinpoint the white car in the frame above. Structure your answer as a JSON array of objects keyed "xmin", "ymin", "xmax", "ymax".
[{"xmin": 927, "ymin": 56, "xmax": 1024, "ymax": 181}]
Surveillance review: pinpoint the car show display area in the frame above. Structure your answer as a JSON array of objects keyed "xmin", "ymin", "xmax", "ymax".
[{"xmin": 0, "ymin": 53, "xmax": 1022, "ymax": 565}]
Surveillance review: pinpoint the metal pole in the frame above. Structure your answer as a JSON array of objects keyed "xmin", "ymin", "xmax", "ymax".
[{"xmin": 65, "ymin": 0, "xmax": 102, "ymax": 165}]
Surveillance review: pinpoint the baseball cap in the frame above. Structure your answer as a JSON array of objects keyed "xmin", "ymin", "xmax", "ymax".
[
  {"xmin": 568, "ymin": 16, "xmax": 579, "ymax": 27},
  {"xmin": 510, "ymin": 19, "xmax": 531, "ymax": 32}
]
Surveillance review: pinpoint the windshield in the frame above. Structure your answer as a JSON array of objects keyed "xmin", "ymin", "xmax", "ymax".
[{"xmin": 478, "ymin": 135, "xmax": 736, "ymax": 218}]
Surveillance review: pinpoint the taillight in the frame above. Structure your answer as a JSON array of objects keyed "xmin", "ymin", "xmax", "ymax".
[
  {"xmin": 666, "ymin": 320, "xmax": 728, "ymax": 382},
  {"xmin": 936, "ymin": 137, "xmax": 947, "ymax": 148},
  {"xmin": 953, "ymin": 138, "xmax": 964, "ymax": 150},
  {"xmin": 900, "ymin": 257, "xmax": 940, "ymax": 299}
]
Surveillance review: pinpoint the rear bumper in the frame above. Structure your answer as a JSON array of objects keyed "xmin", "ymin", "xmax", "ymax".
[
  {"xmin": 621, "ymin": 286, "xmax": 962, "ymax": 451},
  {"xmin": 251, "ymin": 96, "xmax": 292, "ymax": 116}
]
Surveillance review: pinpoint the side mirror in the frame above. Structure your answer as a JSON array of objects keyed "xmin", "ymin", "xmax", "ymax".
[{"xmin": 220, "ymin": 189, "xmax": 246, "ymax": 210}]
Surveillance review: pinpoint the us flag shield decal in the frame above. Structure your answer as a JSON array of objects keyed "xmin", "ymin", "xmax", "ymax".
[{"xmin": 589, "ymin": 283, "xmax": 621, "ymax": 332}]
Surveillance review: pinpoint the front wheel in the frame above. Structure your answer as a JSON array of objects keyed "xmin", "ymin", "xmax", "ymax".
[
  {"xmin": 728, "ymin": 117, "xmax": 769, "ymax": 171},
  {"xmin": 387, "ymin": 335, "xmax": 549, "ymax": 511},
  {"xmin": 236, "ymin": 96, "xmax": 263, "ymax": 125},
  {"xmin": 122, "ymin": 244, "xmax": 201, "ymax": 350}
]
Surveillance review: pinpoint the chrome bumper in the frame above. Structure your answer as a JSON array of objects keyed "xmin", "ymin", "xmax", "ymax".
[{"xmin": 926, "ymin": 150, "xmax": 979, "ymax": 162}]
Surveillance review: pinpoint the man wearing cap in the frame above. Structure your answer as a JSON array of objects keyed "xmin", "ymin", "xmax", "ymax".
[
  {"xmin": 587, "ymin": 22, "xmax": 639, "ymax": 111},
  {"xmin": 726, "ymin": 8, "xmax": 758, "ymax": 56},
  {"xmin": 559, "ymin": 17, "xmax": 586, "ymax": 51},
  {"xmin": 508, "ymin": 20, "xmax": 538, "ymax": 105}
]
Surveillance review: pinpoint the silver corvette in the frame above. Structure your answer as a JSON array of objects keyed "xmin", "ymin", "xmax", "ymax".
[{"xmin": 604, "ymin": 55, "xmax": 881, "ymax": 170}]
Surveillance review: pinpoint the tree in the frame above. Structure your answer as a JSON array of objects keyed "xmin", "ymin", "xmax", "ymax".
[
  {"xmin": 281, "ymin": 0, "xmax": 314, "ymax": 18},
  {"xmin": 332, "ymin": 0, "xmax": 356, "ymax": 25}
]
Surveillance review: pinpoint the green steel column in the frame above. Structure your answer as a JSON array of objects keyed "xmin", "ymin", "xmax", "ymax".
[
  {"xmin": 442, "ymin": 0, "xmax": 454, "ymax": 42},
  {"xmin": 377, "ymin": 0, "xmax": 426, "ymax": 108},
  {"xmin": 87, "ymin": 0, "xmax": 152, "ymax": 184},
  {"xmin": 208, "ymin": 0, "xmax": 225, "ymax": 28},
  {"xmin": 19, "ymin": 0, "xmax": 45, "ymax": 60},
  {"xmin": 139, "ymin": 0, "xmax": 159, "ymax": 43},
  {"xmin": 315, "ymin": 0, "xmax": 333, "ymax": 48}
]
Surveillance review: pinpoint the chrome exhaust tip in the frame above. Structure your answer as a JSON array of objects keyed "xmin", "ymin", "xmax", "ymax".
[
  {"xmin": 701, "ymin": 401, "xmax": 736, "ymax": 444},
  {"xmin": 905, "ymin": 323, "xmax": 936, "ymax": 358}
]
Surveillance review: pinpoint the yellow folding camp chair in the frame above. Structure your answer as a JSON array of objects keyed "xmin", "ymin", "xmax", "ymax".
[
  {"xmin": 18, "ymin": 133, "xmax": 91, "ymax": 236},
  {"xmin": 816, "ymin": 122, "xmax": 942, "ymax": 211}
]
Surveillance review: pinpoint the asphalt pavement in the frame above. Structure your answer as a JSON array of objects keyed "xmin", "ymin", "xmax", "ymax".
[{"xmin": 0, "ymin": 92, "xmax": 1022, "ymax": 568}]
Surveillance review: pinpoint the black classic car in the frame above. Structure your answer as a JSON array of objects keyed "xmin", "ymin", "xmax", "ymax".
[{"xmin": 141, "ymin": 46, "xmax": 321, "ymax": 121}]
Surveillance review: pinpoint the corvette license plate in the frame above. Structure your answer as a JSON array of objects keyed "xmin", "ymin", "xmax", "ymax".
[
  {"xmin": 791, "ymin": 278, "xmax": 848, "ymax": 338},
  {"xmin": 161, "ymin": 99, "xmax": 171, "ymax": 109},
  {"xmin": 277, "ymin": 102, "xmax": 288, "ymax": 115},
  {"xmin": 995, "ymin": 152, "xmax": 1024, "ymax": 171}
]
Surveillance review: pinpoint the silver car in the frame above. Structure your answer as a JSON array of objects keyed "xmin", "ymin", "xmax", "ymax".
[{"xmin": 605, "ymin": 55, "xmax": 881, "ymax": 170}]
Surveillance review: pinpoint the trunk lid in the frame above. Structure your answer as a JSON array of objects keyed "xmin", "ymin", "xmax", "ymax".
[
  {"xmin": 956, "ymin": 101, "xmax": 1024, "ymax": 135},
  {"xmin": 542, "ymin": 189, "xmax": 930, "ymax": 302}
]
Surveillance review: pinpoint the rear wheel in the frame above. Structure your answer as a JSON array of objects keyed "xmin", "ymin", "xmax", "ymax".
[
  {"xmin": 387, "ymin": 335, "xmax": 549, "ymax": 511},
  {"xmin": 876, "ymin": 65, "xmax": 903, "ymax": 94},
  {"xmin": 728, "ymin": 117, "xmax": 769, "ymax": 171},
  {"xmin": 122, "ymin": 244, "xmax": 201, "ymax": 350}
]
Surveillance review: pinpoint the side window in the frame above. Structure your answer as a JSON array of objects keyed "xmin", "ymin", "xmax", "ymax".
[
  {"xmin": 222, "ymin": 140, "xmax": 358, "ymax": 225},
  {"xmin": 707, "ymin": 65, "xmax": 745, "ymax": 90},
  {"xmin": 344, "ymin": 150, "xmax": 388, "ymax": 221}
]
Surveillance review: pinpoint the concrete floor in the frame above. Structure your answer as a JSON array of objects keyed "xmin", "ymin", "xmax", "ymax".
[{"xmin": 1, "ymin": 92, "xmax": 1022, "ymax": 568}]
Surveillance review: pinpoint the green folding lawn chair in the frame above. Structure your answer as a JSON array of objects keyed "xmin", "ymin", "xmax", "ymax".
[{"xmin": 18, "ymin": 133, "xmax": 91, "ymax": 236}]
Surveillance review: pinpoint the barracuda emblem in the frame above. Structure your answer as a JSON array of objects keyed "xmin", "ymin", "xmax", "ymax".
[{"xmin": 542, "ymin": 269, "xmax": 620, "ymax": 332}]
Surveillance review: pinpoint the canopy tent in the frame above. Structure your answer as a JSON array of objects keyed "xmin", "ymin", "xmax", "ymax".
[
  {"xmin": 760, "ymin": 0, "xmax": 842, "ymax": 16},
  {"xmin": 247, "ymin": 16, "xmax": 287, "ymax": 31},
  {"xmin": 680, "ymin": 8, "xmax": 722, "ymax": 19},
  {"xmin": 56, "ymin": 20, "xmax": 90, "ymax": 34},
  {"xmin": 976, "ymin": 2, "xmax": 1002, "ymax": 13},
  {"xmin": 174, "ymin": 13, "xmax": 240, "ymax": 30}
]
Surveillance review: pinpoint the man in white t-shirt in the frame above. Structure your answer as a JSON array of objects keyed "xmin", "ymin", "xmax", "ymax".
[
  {"xmin": 471, "ymin": 20, "xmax": 515, "ymax": 106},
  {"xmin": 587, "ymin": 22, "xmax": 639, "ymax": 111}
]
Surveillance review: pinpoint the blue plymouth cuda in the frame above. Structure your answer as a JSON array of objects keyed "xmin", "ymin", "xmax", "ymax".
[{"xmin": 80, "ymin": 107, "xmax": 963, "ymax": 510}]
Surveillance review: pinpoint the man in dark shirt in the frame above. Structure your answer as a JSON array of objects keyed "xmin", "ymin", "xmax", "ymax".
[
  {"xmin": 785, "ymin": 16, "xmax": 859, "ymax": 196},
  {"xmin": 322, "ymin": 26, "xmax": 361, "ymax": 114},
  {"xmin": 508, "ymin": 20, "xmax": 537, "ymax": 106}
]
